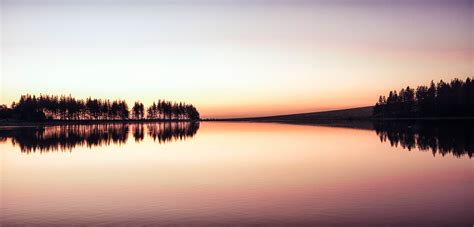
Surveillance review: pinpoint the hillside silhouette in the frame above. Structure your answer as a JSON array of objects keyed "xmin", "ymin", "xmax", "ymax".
[{"xmin": 215, "ymin": 106, "xmax": 373, "ymax": 123}]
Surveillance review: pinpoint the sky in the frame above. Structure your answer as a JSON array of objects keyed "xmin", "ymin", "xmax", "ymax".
[{"xmin": 0, "ymin": 0, "xmax": 472, "ymax": 118}]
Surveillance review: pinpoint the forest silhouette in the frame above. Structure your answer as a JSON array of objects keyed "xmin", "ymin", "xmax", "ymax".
[
  {"xmin": 373, "ymin": 77, "xmax": 474, "ymax": 118},
  {"xmin": 0, "ymin": 95, "xmax": 199, "ymax": 121}
]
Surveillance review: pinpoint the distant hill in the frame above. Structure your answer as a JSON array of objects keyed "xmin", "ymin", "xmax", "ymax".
[{"xmin": 219, "ymin": 106, "xmax": 374, "ymax": 122}]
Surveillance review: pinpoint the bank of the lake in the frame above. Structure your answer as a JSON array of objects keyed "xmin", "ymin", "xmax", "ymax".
[{"xmin": 0, "ymin": 119, "xmax": 199, "ymax": 127}]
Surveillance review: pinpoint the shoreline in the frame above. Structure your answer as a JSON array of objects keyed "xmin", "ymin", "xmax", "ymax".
[
  {"xmin": 203, "ymin": 117, "xmax": 474, "ymax": 129},
  {"xmin": 204, "ymin": 116, "xmax": 474, "ymax": 122},
  {"xmin": 1, "ymin": 117, "xmax": 473, "ymax": 127},
  {"xmin": 0, "ymin": 119, "xmax": 199, "ymax": 127}
]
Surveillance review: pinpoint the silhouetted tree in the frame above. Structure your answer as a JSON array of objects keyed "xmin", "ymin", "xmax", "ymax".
[
  {"xmin": 0, "ymin": 105, "xmax": 13, "ymax": 119},
  {"xmin": 132, "ymin": 101, "xmax": 145, "ymax": 120},
  {"xmin": 147, "ymin": 102, "xmax": 157, "ymax": 119}
]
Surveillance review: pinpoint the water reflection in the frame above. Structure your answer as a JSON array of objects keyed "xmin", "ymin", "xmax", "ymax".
[
  {"xmin": 147, "ymin": 122, "xmax": 201, "ymax": 143},
  {"xmin": 0, "ymin": 121, "xmax": 472, "ymax": 158},
  {"xmin": 0, "ymin": 122, "xmax": 199, "ymax": 153},
  {"xmin": 374, "ymin": 121, "xmax": 473, "ymax": 158}
]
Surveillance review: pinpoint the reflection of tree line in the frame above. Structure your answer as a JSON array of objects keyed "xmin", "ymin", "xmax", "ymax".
[
  {"xmin": 0, "ymin": 122, "xmax": 199, "ymax": 153},
  {"xmin": 1, "ymin": 121, "xmax": 471, "ymax": 158},
  {"xmin": 374, "ymin": 121, "xmax": 473, "ymax": 158},
  {"xmin": 147, "ymin": 122, "xmax": 200, "ymax": 143}
]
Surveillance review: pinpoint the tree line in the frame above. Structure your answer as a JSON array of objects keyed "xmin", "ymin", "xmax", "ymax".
[
  {"xmin": 0, "ymin": 94, "xmax": 200, "ymax": 121},
  {"xmin": 373, "ymin": 77, "xmax": 474, "ymax": 118}
]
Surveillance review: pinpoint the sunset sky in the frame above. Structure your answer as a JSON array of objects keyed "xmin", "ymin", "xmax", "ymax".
[{"xmin": 1, "ymin": 0, "xmax": 472, "ymax": 118}]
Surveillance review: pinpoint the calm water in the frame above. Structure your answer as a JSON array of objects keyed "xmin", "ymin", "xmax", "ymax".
[{"xmin": 0, "ymin": 122, "xmax": 472, "ymax": 226}]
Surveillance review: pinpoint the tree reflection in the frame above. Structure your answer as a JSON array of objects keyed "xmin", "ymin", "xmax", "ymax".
[
  {"xmin": 374, "ymin": 121, "xmax": 473, "ymax": 158},
  {"xmin": 133, "ymin": 124, "xmax": 145, "ymax": 142},
  {"xmin": 0, "ymin": 122, "xmax": 199, "ymax": 153},
  {"xmin": 147, "ymin": 122, "xmax": 200, "ymax": 143}
]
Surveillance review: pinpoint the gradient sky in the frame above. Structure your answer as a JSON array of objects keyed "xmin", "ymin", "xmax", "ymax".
[{"xmin": 1, "ymin": 0, "xmax": 472, "ymax": 118}]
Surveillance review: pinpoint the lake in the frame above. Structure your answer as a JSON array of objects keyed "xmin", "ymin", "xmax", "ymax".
[{"xmin": 0, "ymin": 122, "xmax": 472, "ymax": 226}]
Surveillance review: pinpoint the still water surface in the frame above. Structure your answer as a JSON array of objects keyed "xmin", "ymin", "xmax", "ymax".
[{"xmin": 1, "ymin": 122, "xmax": 472, "ymax": 226}]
